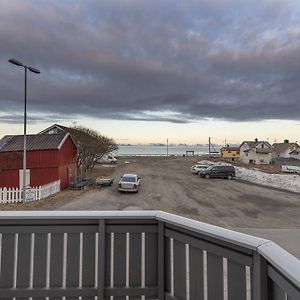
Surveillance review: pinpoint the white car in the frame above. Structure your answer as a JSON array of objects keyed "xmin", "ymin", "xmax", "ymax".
[
  {"xmin": 190, "ymin": 164, "xmax": 210, "ymax": 175},
  {"xmin": 98, "ymin": 153, "xmax": 117, "ymax": 164},
  {"xmin": 118, "ymin": 174, "xmax": 140, "ymax": 192}
]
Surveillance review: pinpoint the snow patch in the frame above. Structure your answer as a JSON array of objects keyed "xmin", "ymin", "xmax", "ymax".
[{"xmin": 197, "ymin": 160, "xmax": 300, "ymax": 193}]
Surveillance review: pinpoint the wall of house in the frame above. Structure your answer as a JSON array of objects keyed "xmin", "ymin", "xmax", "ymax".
[
  {"xmin": 0, "ymin": 150, "xmax": 59, "ymax": 171},
  {"xmin": 277, "ymin": 148, "xmax": 291, "ymax": 159},
  {"xmin": 58, "ymin": 164, "xmax": 77, "ymax": 189},
  {"xmin": 0, "ymin": 149, "xmax": 60, "ymax": 188},
  {"xmin": 0, "ymin": 169, "xmax": 19, "ymax": 188},
  {"xmin": 59, "ymin": 137, "xmax": 77, "ymax": 165},
  {"xmin": 279, "ymin": 145, "xmax": 300, "ymax": 159},
  {"xmin": 58, "ymin": 137, "xmax": 77, "ymax": 189},
  {"xmin": 239, "ymin": 145, "xmax": 272, "ymax": 164},
  {"xmin": 0, "ymin": 137, "xmax": 77, "ymax": 189},
  {"xmin": 0, "ymin": 167, "xmax": 59, "ymax": 189},
  {"xmin": 255, "ymin": 153, "xmax": 272, "ymax": 164},
  {"xmin": 239, "ymin": 144, "xmax": 250, "ymax": 163},
  {"xmin": 244, "ymin": 150, "xmax": 256, "ymax": 164},
  {"xmin": 31, "ymin": 167, "xmax": 59, "ymax": 187},
  {"xmin": 221, "ymin": 150, "xmax": 240, "ymax": 158},
  {"xmin": 240, "ymin": 151, "xmax": 272, "ymax": 164},
  {"xmin": 290, "ymin": 154, "xmax": 300, "ymax": 160}
]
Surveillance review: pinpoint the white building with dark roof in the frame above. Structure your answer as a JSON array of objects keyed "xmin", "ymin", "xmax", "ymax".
[
  {"xmin": 272, "ymin": 139, "xmax": 300, "ymax": 160},
  {"xmin": 239, "ymin": 139, "xmax": 273, "ymax": 165}
]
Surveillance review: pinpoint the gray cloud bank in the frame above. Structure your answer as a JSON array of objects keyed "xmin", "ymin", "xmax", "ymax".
[{"xmin": 1, "ymin": 0, "xmax": 300, "ymax": 124}]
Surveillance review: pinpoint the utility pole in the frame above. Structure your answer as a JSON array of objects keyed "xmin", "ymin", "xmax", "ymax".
[
  {"xmin": 166, "ymin": 138, "xmax": 169, "ymax": 156},
  {"xmin": 208, "ymin": 137, "xmax": 211, "ymax": 158}
]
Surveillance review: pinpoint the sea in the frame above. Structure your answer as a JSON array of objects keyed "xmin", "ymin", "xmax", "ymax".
[{"xmin": 117, "ymin": 145, "xmax": 220, "ymax": 156}]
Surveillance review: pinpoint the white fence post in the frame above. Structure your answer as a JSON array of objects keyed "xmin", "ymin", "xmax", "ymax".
[
  {"xmin": 0, "ymin": 181, "xmax": 60, "ymax": 204},
  {"xmin": 8, "ymin": 188, "xmax": 11, "ymax": 202},
  {"xmin": 3, "ymin": 188, "xmax": 7, "ymax": 203}
]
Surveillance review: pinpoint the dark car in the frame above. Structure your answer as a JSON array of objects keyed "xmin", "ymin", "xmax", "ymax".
[{"xmin": 200, "ymin": 165, "xmax": 235, "ymax": 179}]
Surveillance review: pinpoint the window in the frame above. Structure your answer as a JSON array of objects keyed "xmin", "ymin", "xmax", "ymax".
[
  {"xmin": 237, "ymin": 151, "xmax": 240, "ymax": 154},
  {"xmin": 228, "ymin": 151, "xmax": 231, "ymax": 153},
  {"xmin": 261, "ymin": 144, "xmax": 264, "ymax": 148},
  {"xmin": 245, "ymin": 153, "xmax": 248, "ymax": 157},
  {"xmin": 260, "ymin": 159, "xmax": 264, "ymax": 163}
]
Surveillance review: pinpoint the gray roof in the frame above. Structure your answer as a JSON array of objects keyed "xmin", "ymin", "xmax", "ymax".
[
  {"xmin": 272, "ymin": 143, "xmax": 299, "ymax": 154},
  {"xmin": 241, "ymin": 140, "xmax": 272, "ymax": 149},
  {"xmin": 0, "ymin": 133, "xmax": 69, "ymax": 152},
  {"xmin": 38, "ymin": 124, "xmax": 95, "ymax": 145}
]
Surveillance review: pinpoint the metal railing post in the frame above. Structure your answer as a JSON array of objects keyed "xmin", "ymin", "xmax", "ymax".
[
  {"xmin": 252, "ymin": 251, "xmax": 269, "ymax": 300},
  {"xmin": 158, "ymin": 221, "xmax": 165, "ymax": 300},
  {"xmin": 98, "ymin": 219, "xmax": 105, "ymax": 299}
]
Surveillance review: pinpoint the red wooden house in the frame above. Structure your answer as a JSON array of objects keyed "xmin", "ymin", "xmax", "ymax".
[{"xmin": 0, "ymin": 133, "xmax": 77, "ymax": 190}]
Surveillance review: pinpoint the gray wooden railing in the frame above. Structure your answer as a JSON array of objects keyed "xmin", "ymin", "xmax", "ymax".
[{"xmin": 0, "ymin": 211, "xmax": 299, "ymax": 299}]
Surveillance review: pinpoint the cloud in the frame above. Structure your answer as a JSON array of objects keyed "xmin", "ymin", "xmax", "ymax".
[
  {"xmin": 1, "ymin": 0, "xmax": 300, "ymax": 124},
  {"xmin": 0, "ymin": 112, "xmax": 70, "ymax": 124}
]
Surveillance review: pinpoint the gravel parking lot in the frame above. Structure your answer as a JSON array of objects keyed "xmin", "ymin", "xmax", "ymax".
[
  {"xmin": 4, "ymin": 156, "xmax": 299, "ymax": 257},
  {"xmin": 57, "ymin": 156, "xmax": 300, "ymax": 257},
  {"xmin": 56, "ymin": 156, "xmax": 299, "ymax": 223}
]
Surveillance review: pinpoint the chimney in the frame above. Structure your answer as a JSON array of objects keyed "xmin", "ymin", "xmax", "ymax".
[
  {"xmin": 284, "ymin": 139, "xmax": 289, "ymax": 143},
  {"xmin": 255, "ymin": 138, "xmax": 258, "ymax": 142}
]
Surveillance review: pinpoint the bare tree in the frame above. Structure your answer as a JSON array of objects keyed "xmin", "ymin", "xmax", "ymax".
[{"xmin": 70, "ymin": 126, "xmax": 118, "ymax": 174}]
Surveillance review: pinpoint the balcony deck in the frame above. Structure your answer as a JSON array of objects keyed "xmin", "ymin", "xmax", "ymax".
[{"xmin": 0, "ymin": 211, "xmax": 299, "ymax": 299}]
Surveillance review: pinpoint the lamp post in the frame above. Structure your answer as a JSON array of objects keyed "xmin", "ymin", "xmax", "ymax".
[{"xmin": 9, "ymin": 58, "xmax": 40, "ymax": 202}]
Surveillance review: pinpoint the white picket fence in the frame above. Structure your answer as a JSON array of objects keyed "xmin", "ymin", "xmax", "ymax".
[{"xmin": 0, "ymin": 180, "xmax": 60, "ymax": 203}]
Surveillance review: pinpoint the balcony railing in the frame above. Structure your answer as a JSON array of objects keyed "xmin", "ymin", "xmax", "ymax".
[{"xmin": 0, "ymin": 211, "xmax": 299, "ymax": 299}]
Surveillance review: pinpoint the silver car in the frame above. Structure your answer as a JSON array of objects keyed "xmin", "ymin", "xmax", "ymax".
[
  {"xmin": 190, "ymin": 164, "xmax": 209, "ymax": 175},
  {"xmin": 118, "ymin": 174, "xmax": 140, "ymax": 192}
]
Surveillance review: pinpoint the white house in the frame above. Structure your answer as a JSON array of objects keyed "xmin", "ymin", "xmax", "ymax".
[
  {"xmin": 272, "ymin": 140, "xmax": 300, "ymax": 160},
  {"xmin": 239, "ymin": 139, "xmax": 273, "ymax": 165}
]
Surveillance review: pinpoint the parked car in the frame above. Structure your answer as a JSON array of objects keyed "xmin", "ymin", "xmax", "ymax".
[
  {"xmin": 190, "ymin": 164, "xmax": 210, "ymax": 174},
  {"xmin": 199, "ymin": 165, "xmax": 235, "ymax": 179},
  {"xmin": 118, "ymin": 174, "xmax": 141, "ymax": 192},
  {"xmin": 281, "ymin": 165, "xmax": 300, "ymax": 174},
  {"xmin": 98, "ymin": 153, "xmax": 118, "ymax": 164}
]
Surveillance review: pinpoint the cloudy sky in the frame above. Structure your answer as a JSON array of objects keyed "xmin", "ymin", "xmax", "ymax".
[{"xmin": 1, "ymin": 0, "xmax": 300, "ymax": 144}]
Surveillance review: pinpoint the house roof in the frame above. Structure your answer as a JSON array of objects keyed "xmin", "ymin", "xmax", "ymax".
[
  {"xmin": 240, "ymin": 140, "xmax": 272, "ymax": 149},
  {"xmin": 272, "ymin": 142, "xmax": 299, "ymax": 154},
  {"xmin": 38, "ymin": 124, "xmax": 96, "ymax": 145},
  {"xmin": 0, "ymin": 133, "xmax": 71, "ymax": 152},
  {"xmin": 290, "ymin": 149, "xmax": 300, "ymax": 155},
  {"xmin": 220, "ymin": 147, "xmax": 240, "ymax": 151}
]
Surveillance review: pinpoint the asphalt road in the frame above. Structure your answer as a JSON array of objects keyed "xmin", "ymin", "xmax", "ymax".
[{"xmin": 57, "ymin": 156, "xmax": 300, "ymax": 258}]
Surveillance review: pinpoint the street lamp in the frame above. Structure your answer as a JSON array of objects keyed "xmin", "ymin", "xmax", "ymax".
[{"xmin": 9, "ymin": 58, "xmax": 40, "ymax": 202}]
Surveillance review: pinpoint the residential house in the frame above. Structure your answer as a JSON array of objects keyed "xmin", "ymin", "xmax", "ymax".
[
  {"xmin": 272, "ymin": 140, "xmax": 300, "ymax": 160},
  {"xmin": 38, "ymin": 124, "xmax": 94, "ymax": 145},
  {"xmin": 220, "ymin": 145, "xmax": 240, "ymax": 161},
  {"xmin": 0, "ymin": 133, "xmax": 77, "ymax": 189},
  {"xmin": 239, "ymin": 139, "xmax": 273, "ymax": 164}
]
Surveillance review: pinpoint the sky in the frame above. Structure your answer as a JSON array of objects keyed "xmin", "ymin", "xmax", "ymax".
[{"xmin": 0, "ymin": 0, "xmax": 300, "ymax": 144}]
